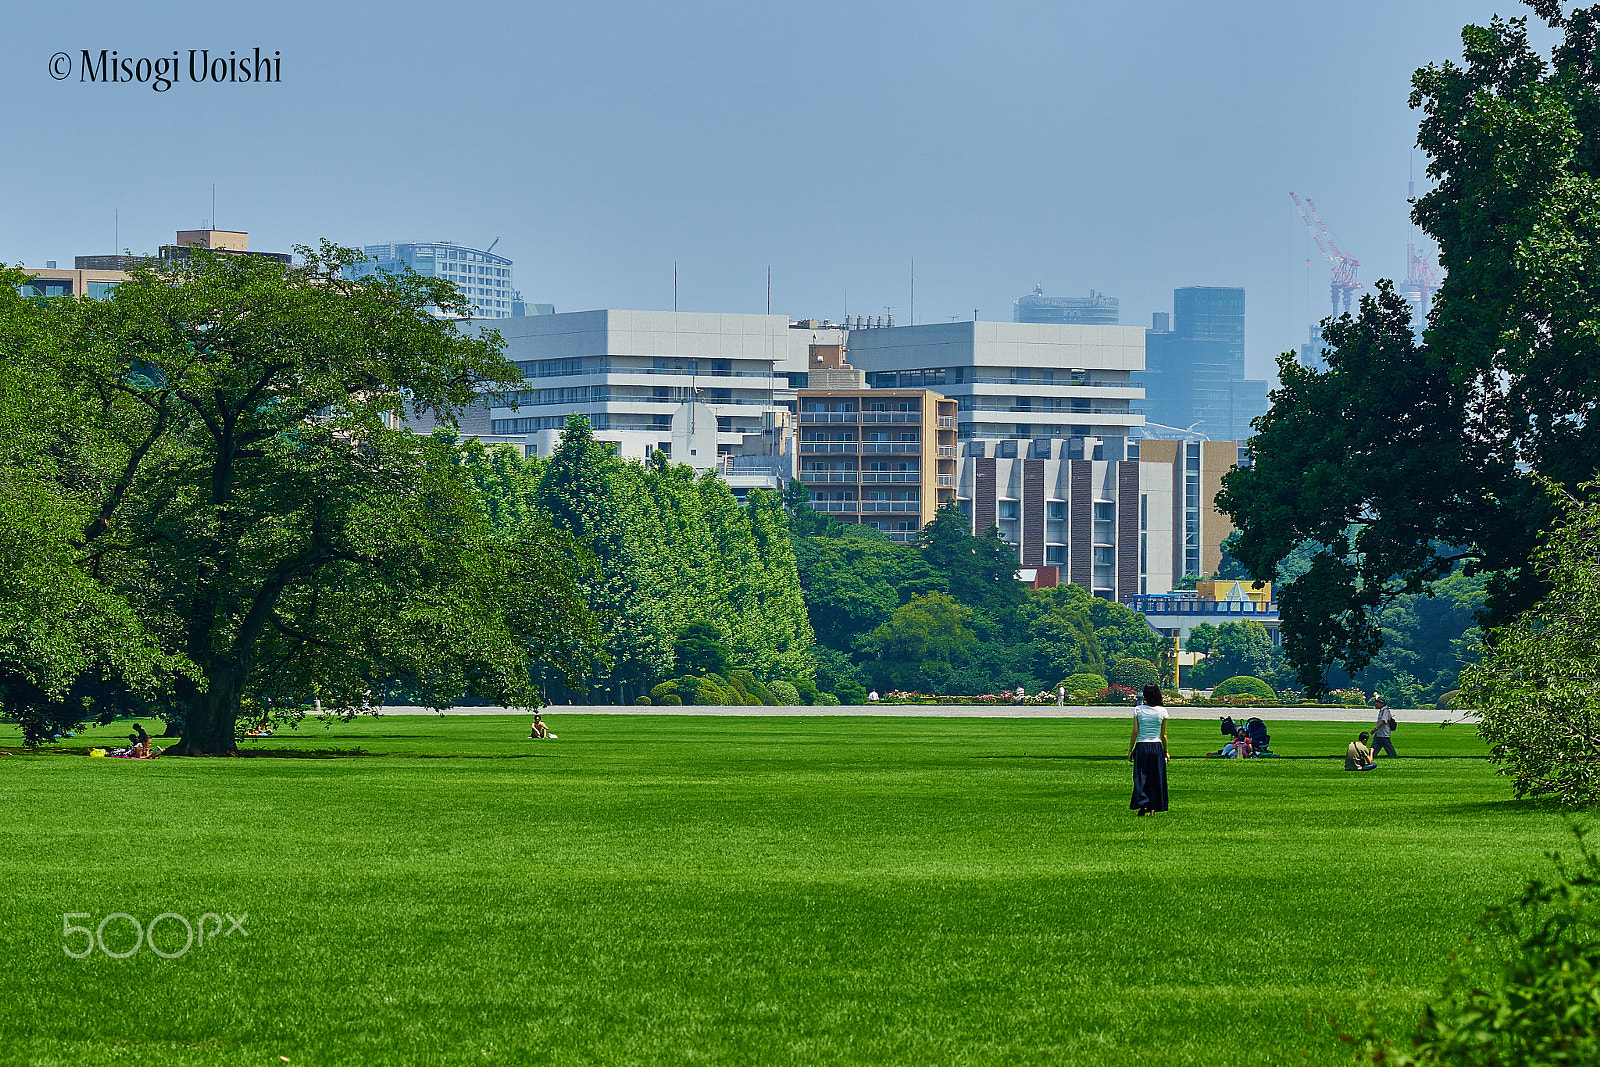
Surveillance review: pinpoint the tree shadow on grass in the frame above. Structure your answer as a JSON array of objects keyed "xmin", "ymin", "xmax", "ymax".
[{"xmin": 1435, "ymin": 796, "xmax": 1572, "ymax": 816}]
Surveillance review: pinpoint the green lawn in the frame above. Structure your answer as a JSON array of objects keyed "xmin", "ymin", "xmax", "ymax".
[{"xmin": 0, "ymin": 714, "xmax": 1569, "ymax": 1066}]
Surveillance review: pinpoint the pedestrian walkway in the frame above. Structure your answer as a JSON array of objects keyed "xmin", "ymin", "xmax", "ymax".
[{"xmin": 374, "ymin": 704, "xmax": 1474, "ymax": 724}]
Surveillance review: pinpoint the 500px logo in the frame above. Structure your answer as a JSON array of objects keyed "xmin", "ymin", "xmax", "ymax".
[
  {"xmin": 63, "ymin": 911, "xmax": 248, "ymax": 959},
  {"xmin": 49, "ymin": 49, "xmax": 281, "ymax": 91}
]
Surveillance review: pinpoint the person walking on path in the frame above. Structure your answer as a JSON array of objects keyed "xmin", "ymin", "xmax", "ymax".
[
  {"xmin": 1371, "ymin": 697, "xmax": 1398, "ymax": 759},
  {"xmin": 1127, "ymin": 683, "xmax": 1170, "ymax": 815},
  {"xmin": 1345, "ymin": 731, "xmax": 1377, "ymax": 771}
]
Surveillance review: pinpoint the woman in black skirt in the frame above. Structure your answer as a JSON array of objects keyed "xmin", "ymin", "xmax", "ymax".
[{"xmin": 1127, "ymin": 682, "xmax": 1169, "ymax": 815}]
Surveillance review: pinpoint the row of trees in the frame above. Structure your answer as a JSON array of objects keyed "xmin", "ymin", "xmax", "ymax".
[
  {"xmin": 459, "ymin": 418, "xmax": 816, "ymax": 704},
  {"xmin": 788, "ymin": 491, "xmax": 1164, "ymax": 696}
]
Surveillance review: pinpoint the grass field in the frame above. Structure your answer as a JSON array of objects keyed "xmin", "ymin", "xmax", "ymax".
[{"xmin": 0, "ymin": 713, "xmax": 1573, "ymax": 1066}]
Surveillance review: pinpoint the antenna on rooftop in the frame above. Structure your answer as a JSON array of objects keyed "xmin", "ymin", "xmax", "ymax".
[{"xmin": 486, "ymin": 238, "xmax": 500, "ymax": 254}]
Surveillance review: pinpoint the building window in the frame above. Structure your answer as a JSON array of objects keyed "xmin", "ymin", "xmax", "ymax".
[
  {"xmin": 1047, "ymin": 502, "xmax": 1066, "ymax": 520},
  {"xmin": 999, "ymin": 501, "xmax": 1019, "ymax": 519}
]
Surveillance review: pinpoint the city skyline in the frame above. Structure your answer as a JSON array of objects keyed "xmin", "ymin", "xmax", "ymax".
[{"xmin": 1, "ymin": 1, "xmax": 1558, "ymax": 381}]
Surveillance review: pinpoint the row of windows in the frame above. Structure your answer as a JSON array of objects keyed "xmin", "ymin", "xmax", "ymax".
[{"xmin": 801, "ymin": 401, "xmax": 920, "ymax": 413}]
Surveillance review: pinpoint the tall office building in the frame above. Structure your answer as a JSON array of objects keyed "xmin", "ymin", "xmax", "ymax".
[
  {"xmin": 841, "ymin": 320, "xmax": 1144, "ymax": 442},
  {"xmin": 1138, "ymin": 287, "xmax": 1267, "ymax": 440},
  {"xmin": 343, "ymin": 241, "xmax": 516, "ymax": 318},
  {"xmin": 1012, "ymin": 285, "xmax": 1120, "ymax": 325},
  {"xmin": 483, "ymin": 309, "xmax": 800, "ymax": 454}
]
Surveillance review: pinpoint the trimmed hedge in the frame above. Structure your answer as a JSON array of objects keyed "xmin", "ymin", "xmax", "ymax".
[
  {"xmin": 1211, "ymin": 675, "xmax": 1275, "ymax": 700},
  {"xmin": 768, "ymin": 679, "xmax": 801, "ymax": 706},
  {"xmin": 1059, "ymin": 673, "xmax": 1109, "ymax": 695},
  {"xmin": 1109, "ymin": 658, "xmax": 1161, "ymax": 691}
]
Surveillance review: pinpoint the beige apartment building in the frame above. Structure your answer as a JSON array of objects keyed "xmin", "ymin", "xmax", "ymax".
[{"xmin": 795, "ymin": 344, "xmax": 958, "ymax": 542}]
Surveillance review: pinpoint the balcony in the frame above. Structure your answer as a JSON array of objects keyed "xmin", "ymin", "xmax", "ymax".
[
  {"xmin": 861, "ymin": 412, "xmax": 919, "ymax": 423},
  {"xmin": 889, "ymin": 531, "xmax": 918, "ymax": 543},
  {"xmin": 860, "ymin": 472, "xmax": 920, "ymax": 483},
  {"xmin": 936, "ymin": 475, "xmax": 956, "ymax": 487},
  {"xmin": 936, "ymin": 445, "xmax": 956, "ymax": 458},
  {"xmin": 799, "ymin": 411, "xmax": 860, "ymax": 424},
  {"xmin": 799, "ymin": 442, "xmax": 858, "ymax": 453},
  {"xmin": 859, "ymin": 441, "xmax": 919, "ymax": 453},
  {"xmin": 938, "ymin": 416, "xmax": 957, "ymax": 428},
  {"xmin": 799, "ymin": 471, "xmax": 860, "ymax": 482},
  {"xmin": 859, "ymin": 501, "xmax": 921, "ymax": 512},
  {"xmin": 810, "ymin": 500, "xmax": 860, "ymax": 512}
]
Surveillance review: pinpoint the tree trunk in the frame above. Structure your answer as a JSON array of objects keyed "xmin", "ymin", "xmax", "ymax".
[{"xmin": 172, "ymin": 671, "xmax": 241, "ymax": 756}]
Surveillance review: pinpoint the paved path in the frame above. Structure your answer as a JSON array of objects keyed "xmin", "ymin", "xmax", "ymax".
[{"xmin": 372, "ymin": 704, "xmax": 1475, "ymax": 725}]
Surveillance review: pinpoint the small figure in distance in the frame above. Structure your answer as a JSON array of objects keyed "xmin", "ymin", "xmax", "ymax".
[
  {"xmin": 1371, "ymin": 696, "xmax": 1398, "ymax": 759},
  {"xmin": 868, "ymin": 690, "xmax": 880, "ymax": 702},
  {"xmin": 1345, "ymin": 731, "xmax": 1377, "ymax": 771},
  {"xmin": 244, "ymin": 716, "xmax": 273, "ymax": 738},
  {"xmin": 529, "ymin": 713, "xmax": 557, "ymax": 740},
  {"xmin": 129, "ymin": 722, "xmax": 151, "ymax": 758},
  {"xmin": 1231, "ymin": 728, "xmax": 1253, "ymax": 760},
  {"xmin": 1127, "ymin": 683, "xmax": 1170, "ymax": 815}
]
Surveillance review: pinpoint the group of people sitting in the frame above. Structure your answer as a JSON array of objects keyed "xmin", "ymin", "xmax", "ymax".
[{"xmin": 1206, "ymin": 716, "xmax": 1274, "ymax": 759}]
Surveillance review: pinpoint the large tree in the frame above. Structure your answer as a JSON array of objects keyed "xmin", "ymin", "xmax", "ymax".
[
  {"xmin": 10, "ymin": 245, "xmax": 599, "ymax": 753},
  {"xmin": 1220, "ymin": 4, "xmax": 1600, "ymax": 690}
]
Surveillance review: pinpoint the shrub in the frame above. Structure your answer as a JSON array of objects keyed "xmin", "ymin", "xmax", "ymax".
[
  {"xmin": 1212, "ymin": 675, "xmax": 1275, "ymax": 700},
  {"xmin": 659, "ymin": 694, "xmax": 682, "ymax": 705},
  {"xmin": 1059, "ymin": 673, "xmax": 1109, "ymax": 695},
  {"xmin": 1099, "ymin": 684, "xmax": 1138, "ymax": 704},
  {"xmin": 815, "ymin": 691, "xmax": 838, "ymax": 706},
  {"xmin": 1108, "ymin": 658, "xmax": 1161, "ymax": 691},
  {"xmin": 836, "ymin": 680, "xmax": 868, "ymax": 705},
  {"xmin": 768, "ymin": 679, "xmax": 800, "ymax": 706},
  {"xmin": 730, "ymin": 670, "xmax": 777, "ymax": 706},
  {"xmin": 634, "ymin": 695, "xmax": 650, "ymax": 705},
  {"xmin": 792, "ymin": 677, "xmax": 819, "ymax": 705},
  {"xmin": 1344, "ymin": 829, "xmax": 1600, "ymax": 1064},
  {"xmin": 650, "ymin": 680, "xmax": 680, "ymax": 704},
  {"xmin": 1437, "ymin": 689, "xmax": 1460, "ymax": 710}
]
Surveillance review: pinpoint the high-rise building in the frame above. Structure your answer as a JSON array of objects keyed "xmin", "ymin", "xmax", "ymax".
[
  {"xmin": 343, "ymin": 241, "xmax": 516, "ymax": 318},
  {"xmin": 21, "ymin": 229, "xmax": 289, "ymax": 300},
  {"xmin": 793, "ymin": 344, "xmax": 958, "ymax": 542},
  {"xmin": 840, "ymin": 320, "xmax": 1145, "ymax": 442},
  {"xmin": 482, "ymin": 309, "xmax": 799, "ymax": 455},
  {"xmin": 1012, "ymin": 285, "xmax": 1120, "ymax": 325},
  {"xmin": 1137, "ymin": 287, "xmax": 1267, "ymax": 440}
]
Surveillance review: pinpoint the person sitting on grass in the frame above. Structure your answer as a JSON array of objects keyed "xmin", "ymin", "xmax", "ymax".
[
  {"xmin": 1231, "ymin": 728, "xmax": 1253, "ymax": 760},
  {"xmin": 529, "ymin": 714, "xmax": 557, "ymax": 740},
  {"xmin": 130, "ymin": 723, "xmax": 151, "ymax": 758},
  {"xmin": 1345, "ymin": 731, "xmax": 1377, "ymax": 771},
  {"xmin": 244, "ymin": 717, "xmax": 273, "ymax": 738}
]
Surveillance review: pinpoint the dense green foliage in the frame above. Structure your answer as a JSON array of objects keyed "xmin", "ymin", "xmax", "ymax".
[
  {"xmin": 1221, "ymin": 5, "xmax": 1600, "ymax": 692},
  {"xmin": 0, "ymin": 712, "xmax": 1565, "ymax": 1066},
  {"xmin": 1462, "ymin": 484, "xmax": 1600, "ymax": 805},
  {"xmin": 0, "ymin": 250, "xmax": 600, "ymax": 753},
  {"xmin": 792, "ymin": 498, "xmax": 1160, "ymax": 695},
  {"xmin": 471, "ymin": 420, "xmax": 817, "ymax": 703}
]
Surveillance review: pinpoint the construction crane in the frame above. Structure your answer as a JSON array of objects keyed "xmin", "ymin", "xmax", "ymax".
[
  {"xmin": 1401, "ymin": 170, "xmax": 1440, "ymax": 326},
  {"xmin": 1290, "ymin": 191, "xmax": 1362, "ymax": 317}
]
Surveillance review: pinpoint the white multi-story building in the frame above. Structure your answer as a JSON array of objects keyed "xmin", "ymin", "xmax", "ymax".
[
  {"xmin": 344, "ymin": 241, "xmax": 516, "ymax": 318},
  {"xmin": 484, "ymin": 310, "xmax": 823, "ymax": 456},
  {"xmin": 839, "ymin": 320, "xmax": 1145, "ymax": 441}
]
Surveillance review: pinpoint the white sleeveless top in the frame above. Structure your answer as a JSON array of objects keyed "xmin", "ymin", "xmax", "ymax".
[{"xmin": 1134, "ymin": 706, "xmax": 1168, "ymax": 743}]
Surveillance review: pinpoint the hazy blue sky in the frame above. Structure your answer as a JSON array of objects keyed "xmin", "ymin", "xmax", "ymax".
[{"xmin": 1, "ymin": 1, "xmax": 1559, "ymax": 379}]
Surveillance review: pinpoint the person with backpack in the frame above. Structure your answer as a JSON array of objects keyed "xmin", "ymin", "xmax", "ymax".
[{"xmin": 1371, "ymin": 696, "xmax": 1397, "ymax": 758}]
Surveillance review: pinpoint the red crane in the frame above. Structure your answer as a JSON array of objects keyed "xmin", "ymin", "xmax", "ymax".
[{"xmin": 1290, "ymin": 191, "xmax": 1362, "ymax": 317}]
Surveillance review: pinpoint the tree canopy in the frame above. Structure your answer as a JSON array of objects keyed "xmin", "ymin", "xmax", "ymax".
[
  {"xmin": 0, "ymin": 247, "xmax": 602, "ymax": 752},
  {"xmin": 1220, "ymin": 4, "xmax": 1600, "ymax": 691}
]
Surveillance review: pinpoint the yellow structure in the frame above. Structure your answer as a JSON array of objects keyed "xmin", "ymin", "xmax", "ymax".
[{"xmin": 1194, "ymin": 580, "xmax": 1272, "ymax": 604}]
